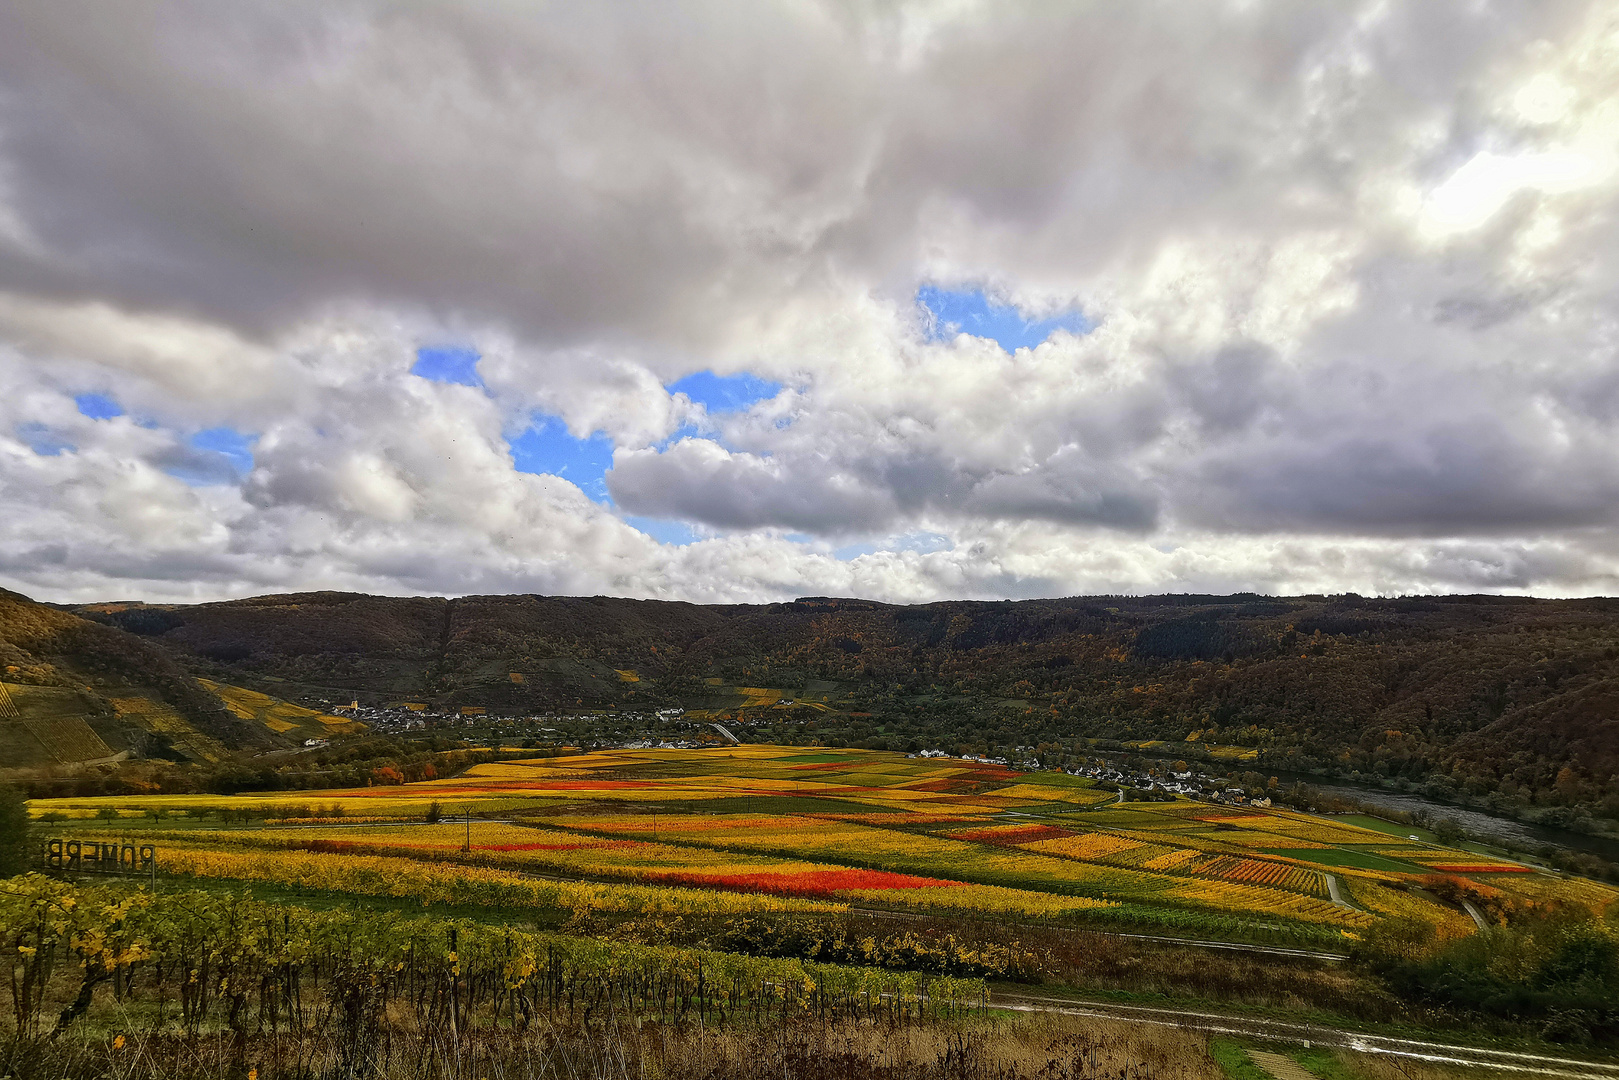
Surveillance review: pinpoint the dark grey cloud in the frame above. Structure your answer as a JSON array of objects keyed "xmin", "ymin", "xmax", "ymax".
[
  {"xmin": 608, "ymin": 436, "xmax": 1158, "ymax": 534},
  {"xmin": 0, "ymin": 1, "xmax": 880, "ymax": 347}
]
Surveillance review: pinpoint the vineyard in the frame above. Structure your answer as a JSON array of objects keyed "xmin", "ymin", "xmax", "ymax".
[
  {"xmin": 0, "ymin": 683, "xmax": 117, "ymax": 768},
  {"xmin": 155, "ymin": 842, "xmax": 848, "ymax": 918},
  {"xmin": 0, "ymin": 876, "xmax": 1025, "ymax": 1079},
  {"xmin": 12, "ymin": 869, "xmax": 1454, "ymax": 1080},
  {"xmin": 109, "ymin": 695, "xmax": 230, "ymax": 764},
  {"xmin": 198, "ymin": 679, "xmax": 362, "ymax": 740},
  {"xmin": 12, "ymin": 744, "xmax": 1619, "ymax": 1075},
  {"xmin": 29, "ymin": 744, "xmax": 1619, "ymax": 947},
  {"xmin": 1, "ymin": 876, "xmax": 983, "ymax": 1034},
  {"xmin": 19, "ymin": 716, "xmax": 112, "ymax": 764}
]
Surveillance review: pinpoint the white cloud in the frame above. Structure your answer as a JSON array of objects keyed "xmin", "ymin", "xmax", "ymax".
[
  {"xmin": 1421, "ymin": 149, "xmax": 1612, "ymax": 237},
  {"xmin": 2, "ymin": 0, "xmax": 1619, "ymax": 605}
]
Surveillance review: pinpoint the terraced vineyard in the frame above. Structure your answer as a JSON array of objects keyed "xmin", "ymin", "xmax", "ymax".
[
  {"xmin": 108, "ymin": 694, "xmax": 231, "ymax": 764},
  {"xmin": 19, "ymin": 716, "xmax": 113, "ymax": 762},
  {"xmin": 33, "ymin": 745, "xmax": 1618, "ymax": 946},
  {"xmin": 0, "ymin": 682, "xmax": 118, "ymax": 766},
  {"xmin": 198, "ymin": 678, "xmax": 362, "ymax": 740}
]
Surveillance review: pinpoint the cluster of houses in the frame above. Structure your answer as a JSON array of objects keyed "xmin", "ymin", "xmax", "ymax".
[
  {"xmin": 906, "ymin": 748, "xmax": 1273, "ymax": 808},
  {"xmin": 318, "ymin": 699, "xmax": 692, "ymax": 735},
  {"xmin": 1060, "ymin": 758, "xmax": 1274, "ymax": 806},
  {"xmin": 310, "ymin": 699, "xmax": 749, "ymax": 753}
]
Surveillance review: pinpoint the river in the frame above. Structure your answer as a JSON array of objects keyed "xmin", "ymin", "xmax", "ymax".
[
  {"xmin": 1297, "ymin": 778, "xmax": 1619, "ymax": 862},
  {"xmin": 1089, "ymin": 745, "xmax": 1619, "ymax": 861}
]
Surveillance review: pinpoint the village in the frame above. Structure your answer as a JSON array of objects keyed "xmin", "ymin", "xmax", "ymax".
[{"xmin": 308, "ymin": 696, "xmax": 1282, "ymax": 809}]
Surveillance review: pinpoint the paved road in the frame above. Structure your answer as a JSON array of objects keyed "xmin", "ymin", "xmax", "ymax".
[{"xmin": 991, "ymin": 992, "xmax": 1619, "ymax": 1078}]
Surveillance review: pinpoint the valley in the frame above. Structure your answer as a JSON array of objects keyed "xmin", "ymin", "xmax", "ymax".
[{"xmin": 6, "ymin": 587, "xmax": 1619, "ymax": 1075}]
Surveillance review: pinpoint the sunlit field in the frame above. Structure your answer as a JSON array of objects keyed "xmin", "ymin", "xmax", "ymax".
[{"xmin": 33, "ymin": 745, "xmax": 1617, "ymax": 946}]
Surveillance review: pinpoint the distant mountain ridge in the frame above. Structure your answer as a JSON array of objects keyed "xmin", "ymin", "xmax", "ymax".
[{"xmin": 39, "ymin": 588, "xmax": 1617, "ymax": 825}]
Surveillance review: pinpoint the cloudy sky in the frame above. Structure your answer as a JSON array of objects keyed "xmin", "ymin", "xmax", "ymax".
[{"xmin": 3, "ymin": 1, "xmax": 1618, "ymax": 605}]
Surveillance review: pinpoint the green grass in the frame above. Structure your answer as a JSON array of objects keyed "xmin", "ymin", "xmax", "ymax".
[
  {"xmin": 1265, "ymin": 848, "xmax": 1424, "ymax": 873},
  {"xmin": 1210, "ymin": 1042, "xmax": 1363, "ymax": 1080},
  {"xmin": 1208, "ymin": 1039, "xmax": 1272, "ymax": 1080},
  {"xmin": 1290, "ymin": 1046, "xmax": 1358, "ymax": 1080},
  {"xmin": 1327, "ymin": 815, "xmax": 1525, "ymax": 863},
  {"xmin": 1337, "ymin": 814, "xmax": 1438, "ymax": 844},
  {"xmin": 1016, "ymin": 803, "xmax": 1094, "ymax": 815}
]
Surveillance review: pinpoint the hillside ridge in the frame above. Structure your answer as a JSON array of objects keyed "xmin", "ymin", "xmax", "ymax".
[{"xmin": 29, "ymin": 588, "xmax": 1610, "ymax": 827}]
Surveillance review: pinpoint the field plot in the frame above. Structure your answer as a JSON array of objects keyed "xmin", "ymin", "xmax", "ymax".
[
  {"xmin": 109, "ymin": 695, "xmax": 231, "ymax": 764},
  {"xmin": 0, "ymin": 682, "xmax": 114, "ymax": 765},
  {"xmin": 152, "ymin": 838, "xmax": 848, "ymax": 917},
  {"xmin": 199, "ymin": 679, "xmax": 363, "ymax": 739},
  {"xmin": 32, "ymin": 744, "xmax": 1619, "ymax": 943},
  {"xmin": 22, "ymin": 716, "xmax": 113, "ymax": 762}
]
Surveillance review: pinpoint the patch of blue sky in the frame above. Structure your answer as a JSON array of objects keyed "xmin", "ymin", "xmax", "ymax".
[
  {"xmin": 834, "ymin": 532, "xmax": 953, "ymax": 562},
  {"xmin": 19, "ymin": 422, "xmax": 74, "ymax": 456},
  {"xmin": 191, "ymin": 428, "xmax": 255, "ymax": 475},
  {"xmin": 833, "ymin": 541, "xmax": 878, "ymax": 561},
  {"xmin": 652, "ymin": 422, "xmax": 705, "ymax": 452},
  {"xmin": 668, "ymin": 370, "xmax": 780, "ymax": 414},
  {"xmin": 624, "ymin": 516, "xmax": 702, "ymax": 547},
  {"xmin": 75, "ymin": 393, "xmax": 124, "ymax": 420},
  {"xmin": 896, "ymin": 531, "xmax": 953, "ymax": 554},
  {"xmin": 509, "ymin": 416, "xmax": 615, "ymax": 502},
  {"xmin": 917, "ymin": 285, "xmax": 1088, "ymax": 352},
  {"xmin": 164, "ymin": 428, "xmax": 256, "ymax": 486},
  {"xmin": 412, "ymin": 345, "xmax": 483, "ymax": 387}
]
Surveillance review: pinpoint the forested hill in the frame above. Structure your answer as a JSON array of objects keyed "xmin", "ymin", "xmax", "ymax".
[
  {"xmin": 61, "ymin": 590, "xmax": 1619, "ymax": 825},
  {"xmin": 0, "ymin": 589, "xmax": 274, "ymax": 761}
]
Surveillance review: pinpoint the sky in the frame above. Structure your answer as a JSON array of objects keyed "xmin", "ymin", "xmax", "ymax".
[{"xmin": 3, "ymin": 2, "xmax": 1619, "ymax": 605}]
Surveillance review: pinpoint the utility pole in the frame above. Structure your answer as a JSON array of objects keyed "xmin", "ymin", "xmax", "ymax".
[{"xmin": 464, "ymin": 807, "xmax": 471, "ymax": 852}]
